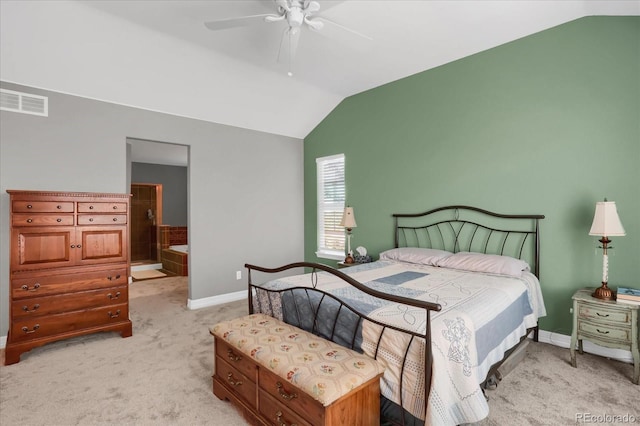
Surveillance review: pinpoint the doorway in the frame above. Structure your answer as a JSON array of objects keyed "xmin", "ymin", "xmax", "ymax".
[{"xmin": 130, "ymin": 183, "xmax": 163, "ymax": 264}]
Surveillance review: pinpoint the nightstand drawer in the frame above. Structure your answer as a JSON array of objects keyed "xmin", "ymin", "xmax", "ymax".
[
  {"xmin": 578, "ymin": 304, "xmax": 631, "ymax": 324},
  {"xmin": 578, "ymin": 320, "xmax": 631, "ymax": 343}
]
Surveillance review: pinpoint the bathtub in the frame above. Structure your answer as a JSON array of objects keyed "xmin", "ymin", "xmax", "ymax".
[
  {"xmin": 169, "ymin": 244, "xmax": 188, "ymax": 254},
  {"xmin": 161, "ymin": 245, "xmax": 188, "ymax": 276}
]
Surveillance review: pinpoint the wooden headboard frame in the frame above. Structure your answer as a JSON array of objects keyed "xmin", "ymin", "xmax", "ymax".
[{"xmin": 393, "ymin": 205, "xmax": 545, "ymax": 278}]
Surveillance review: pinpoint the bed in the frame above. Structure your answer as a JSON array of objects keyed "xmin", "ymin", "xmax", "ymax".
[{"xmin": 245, "ymin": 205, "xmax": 546, "ymax": 425}]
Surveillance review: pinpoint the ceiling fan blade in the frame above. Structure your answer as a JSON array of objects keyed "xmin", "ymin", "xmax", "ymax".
[
  {"xmin": 204, "ymin": 14, "xmax": 274, "ymax": 31},
  {"xmin": 277, "ymin": 27, "xmax": 301, "ymax": 76},
  {"xmin": 315, "ymin": 16, "xmax": 372, "ymax": 41}
]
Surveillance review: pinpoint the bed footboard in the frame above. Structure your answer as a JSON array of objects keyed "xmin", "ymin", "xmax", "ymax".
[{"xmin": 245, "ymin": 261, "xmax": 441, "ymax": 425}]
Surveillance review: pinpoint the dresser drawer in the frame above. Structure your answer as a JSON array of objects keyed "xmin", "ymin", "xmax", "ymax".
[
  {"xmin": 259, "ymin": 388, "xmax": 312, "ymax": 426},
  {"xmin": 10, "ymin": 303, "xmax": 129, "ymax": 343},
  {"xmin": 578, "ymin": 320, "xmax": 632, "ymax": 343},
  {"xmin": 215, "ymin": 357, "xmax": 257, "ymax": 409},
  {"xmin": 78, "ymin": 214, "xmax": 127, "ymax": 225},
  {"xmin": 12, "ymin": 286, "xmax": 128, "ymax": 319},
  {"xmin": 78, "ymin": 202, "xmax": 127, "ymax": 213},
  {"xmin": 12, "ymin": 267, "xmax": 128, "ymax": 299},
  {"xmin": 12, "ymin": 213, "xmax": 74, "ymax": 227},
  {"xmin": 12, "ymin": 201, "xmax": 74, "ymax": 213},
  {"xmin": 578, "ymin": 303, "xmax": 631, "ymax": 324},
  {"xmin": 259, "ymin": 366, "xmax": 324, "ymax": 425},
  {"xmin": 215, "ymin": 339, "xmax": 256, "ymax": 379}
]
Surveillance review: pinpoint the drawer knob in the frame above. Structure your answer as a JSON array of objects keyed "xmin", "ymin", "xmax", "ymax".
[
  {"xmin": 26, "ymin": 218, "xmax": 33, "ymax": 223},
  {"xmin": 108, "ymin": 309, "xmax": 121, "ymax": 319},
  {"xmin": 89, "ymin": 218, "xmax": 94, "ymax": 222},
  {"xmin": 57, "ymin": 205, "xmax": 62, "ymax": 209},
  {"xmin": 275, "ymin": 411, "xmax": 297, "ymax": 426},
  {"xmin": 276, "ymin": 381, "xmax": 298, "ymax": 401},
  {"xmin": 21, "ymin": 324, "xmax": 40, "ymax": 334},
  {"xmin": 57, "ymin": 218, "xmax": 62, "ymax": 222},
  {"xmin": 113, "ymin": 206, "xmax": 118, "ymax": 210},
  {"xmin": 89, "ymin": 205, "xmax": 94, "ymax": 209},
  {"xmin": 27, "ymin": 204, "xmax": 32, "ymax": 209},
  {"xmin": 106, "ymin": 275, "xmax": 122, "ymax": 281},
  {"xmin": 226, "ymin": 373, "xmax": 243, "ymax": 387},
  {"xmin": 113, "ymin": 217, "xmax": 118, "ymax": 222},
  {"xmin": 21, "ymin": 283, "xmax": 41, "ymax": 292},
  {"xmin": 227, "ymin": 349, "xmax": 242, "ymax": 362},
  {"xmin": 108, "ymin": 292, "xmax": 121, "ymax": 300},
  {"xmin": 596, "ymin": 328, "xmax": 610, "ymax": 335},
  {"xmin": 22, "ymin": 304, "xmax": 40, "ymax": 313}
]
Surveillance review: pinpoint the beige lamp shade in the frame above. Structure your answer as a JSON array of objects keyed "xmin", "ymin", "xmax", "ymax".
[
  {"xmin": 340, "ymin": 207, "xmax": 357, "ymax": 229},
  {"xmin": 589, "ymin": 201, "xmax": 626, "ymax": 237}
]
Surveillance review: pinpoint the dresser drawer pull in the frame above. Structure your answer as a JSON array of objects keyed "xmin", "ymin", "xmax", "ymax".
[
  {"xmin": 596, "ymin": 328, "xmax": 610, "ymax": 335},
  {"xmin": 89, "ymin": 218, "xmax": 94, "ymax": 222},
  {"xmin": 227, "ymin": 349, "xmax": 242, "ymax": 362},
  {"xmin": 275, "ymin": 411, "xmax": 298, "ymax": 426},
  {"xmin": 21, "ymin": 283, "xmax": 40, "ymax": 292},
  {"xmin": 57, "ymin": 218, "xmax": 62, "ymax": 222},
  {"xmin": 113, "ymin": 217, "xmax": 118, "ymax": 222},
  {"xmin": 108, "ymin": 310, "xmax": 121, "ymax": 319},
  {"xmin": 89, "ymin": 205, "xmax": 94, "ymax": 209},
  {"xmin": 113, "ymin": 206, "xmax": 118, "ymax": 210},
  {"xmin": 22, "ymin": 304, "xmax": 40, "ymax": 313},
  {"xmin": 226, "ymin": 373, "xmax": 243, "ymax": 387},
  {"xmin": 276, "ymin": 382, "xmax": 298, "ymax": 401},
  {"xmin": 107, "ymin": 291, "xmax": 121, "ymax": 300},
  {"xmin": 27, "ymin": 204, "xmax": 32, "ymax": 209},
  {"xmin": 107, "ymin": 275, "xmax": 122, "ymax": 281},
  {"xmin": 596, "ymin": 312, "xmax": 609, "ymax": 318},
  {"xmin": 26, "ymin": 218, "xmax": 33, "ymax": 223},
  {"xmin": 21, "ymin": 324, "xmax": 40, "ymax": 334},
  {"xmin": 57, "ymin": 205, "xmax": 62, "ymax": 209}
]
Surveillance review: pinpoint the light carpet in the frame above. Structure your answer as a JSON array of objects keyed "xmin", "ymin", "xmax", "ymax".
[{"xmin": 1, "ymin": 276, "xmax": 638, "ymax": 425}]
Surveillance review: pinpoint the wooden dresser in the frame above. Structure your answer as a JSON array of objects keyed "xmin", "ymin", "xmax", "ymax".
[{"xmin": 5, "ymin": 190, "xmax": 133, "ymax": 365}]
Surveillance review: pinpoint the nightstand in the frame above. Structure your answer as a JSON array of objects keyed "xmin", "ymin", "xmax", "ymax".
[{"xmin": 570, "ymin": 288, "xmax": 639, "ymax": 384}]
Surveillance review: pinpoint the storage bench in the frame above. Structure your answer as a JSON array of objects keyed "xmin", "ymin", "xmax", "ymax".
[{"xmin": 210, "ymin": 313, "xmax": 385, "ymax": 426}]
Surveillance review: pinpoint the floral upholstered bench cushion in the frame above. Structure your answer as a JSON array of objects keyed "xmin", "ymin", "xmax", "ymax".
[{"xmin": 210, "ymin": 313, "xmax": 384, "ymax": 407}]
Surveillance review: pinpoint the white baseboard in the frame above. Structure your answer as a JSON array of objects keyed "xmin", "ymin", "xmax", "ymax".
[
  {"xmin": 537, "ymin": 329, "xmax": 633, "ymax": 363},
  {"xmin": 1, "ymin": 317, "xmax": 633, "ymax": 366},
  {"xmin": 187, "ymin": 290, "xmax": 247, "ymax": 310}
]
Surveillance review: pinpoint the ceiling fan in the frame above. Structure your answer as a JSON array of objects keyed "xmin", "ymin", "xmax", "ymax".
[{"xmin": 204, "ymin": 0, "xmax": 371, "ymax": 77}]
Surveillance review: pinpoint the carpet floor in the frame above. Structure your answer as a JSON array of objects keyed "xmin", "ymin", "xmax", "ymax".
[{"xmin": 1, "ymin": 276, "xmax": 637, "ymax": 425}]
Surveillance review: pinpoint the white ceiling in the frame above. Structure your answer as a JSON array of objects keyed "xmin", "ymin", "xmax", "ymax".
[{"xmin": 1, "ymin": 0, "xmax": 638, "ymax": 148}]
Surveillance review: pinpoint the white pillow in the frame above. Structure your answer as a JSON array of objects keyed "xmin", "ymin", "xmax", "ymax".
[
  {"xmin": 436, "ymin": 252, "xmax": 530, "ymax": 277},
  {"xmin": 379, "ymin": 247, "xmax": 453, "ymax": 266}
]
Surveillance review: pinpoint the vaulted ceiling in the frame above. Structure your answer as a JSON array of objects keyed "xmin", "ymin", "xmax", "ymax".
[{"xmin": 1, "ymin": 1, "xmax": 638, "ymax": 139}]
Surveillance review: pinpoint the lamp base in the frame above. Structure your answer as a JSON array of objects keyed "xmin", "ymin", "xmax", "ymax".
[
  {"xmin": 592, "ymin": 283, "xmax": 614, "ymax": 301},
  {"xmin": 344, "ymin": 254, "xmax": 355, "ymax": 264}
]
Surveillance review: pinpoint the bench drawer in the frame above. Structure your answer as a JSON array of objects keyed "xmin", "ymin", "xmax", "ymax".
[
  {"xmin": 215, "ymin": 339, "xmax": 256, "ymax": 380},
  {"xmin": 259, "ymin": 366, "xmax": 324, "ymax": 425},
  {"xmin": 259, "ymin": 388, "xmax": 312, "ymax": 426},
  {"xmin": 215, "ymin": 357, "xmax": 256, "ymax": 409}
]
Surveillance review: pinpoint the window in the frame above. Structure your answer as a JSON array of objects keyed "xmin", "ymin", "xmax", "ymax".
[{"xmin": 316, "ymin": 154, "xmax": 345, "ymax": 260}]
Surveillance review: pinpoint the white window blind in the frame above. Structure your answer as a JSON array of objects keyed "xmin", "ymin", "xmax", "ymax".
[{"xmin": 316, "ymin": 154, "xmax": 345, "ymax": 260}]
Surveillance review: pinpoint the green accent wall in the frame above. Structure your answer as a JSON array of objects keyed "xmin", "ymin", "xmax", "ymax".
[{"xmin": 304, "ymin": 16, "xmax": 640, "ymax": 334}]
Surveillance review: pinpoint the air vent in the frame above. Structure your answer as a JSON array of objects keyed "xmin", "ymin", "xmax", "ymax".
[{"xmin": 1, "ymin": 89, "xmax": 48, "ymax": 117}]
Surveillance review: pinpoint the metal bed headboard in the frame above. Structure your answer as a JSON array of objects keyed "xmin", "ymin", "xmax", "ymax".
[{"xmin": 393, "ymin": 205, "xmax": 545, "ymax": 278}]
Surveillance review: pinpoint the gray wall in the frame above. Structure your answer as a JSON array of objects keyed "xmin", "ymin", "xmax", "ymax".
[
  {"xmin": 0, "ymin": 81, "xmax": 304, "ymax": 341},
  {"xmin": 131, "ymin": 162, "xmax": 188, "ymax": 227}
]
